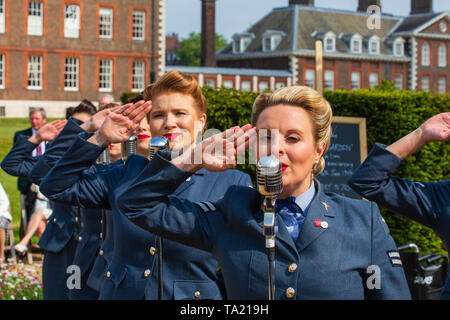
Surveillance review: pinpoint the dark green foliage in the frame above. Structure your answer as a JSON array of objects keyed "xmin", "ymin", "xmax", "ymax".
[
  {"xmin": 202, "ymin": 85, "xmax": 449, "ymax": 256},
  {"xmin": 120, "ymin": 92, "xmax": 141, "ymax": 105}
]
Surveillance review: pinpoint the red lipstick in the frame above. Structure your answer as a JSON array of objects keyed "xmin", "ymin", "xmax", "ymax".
[
  {"xmin": 163, "ymin": 133, "xmax": 181, "ymax": 140},
  {"xmin": 137, "ymin": 134, "xmax": 150, "ymax": 140},
  {"xmin": 281, "ymin": 163, "xmax": 288, "ymax": 172}
]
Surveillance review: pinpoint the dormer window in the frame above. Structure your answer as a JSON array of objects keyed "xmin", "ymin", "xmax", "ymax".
[
  {"xmin": 232, "ymin": 33, "xmax": 254, "ymax": 53},
  {"xmin": 368, "ymin": 36, "xmax": 380, "ymax": 55},
  {"xmin": 262, "ymin": 30, "xmax": 285, "ymax": 52},
  {"xmin": 339, "ymin": 33, "xmax": 362, "ymax": 54},
  {"xmin": 350, "ymin": 34, "xmax": 363, "ymax": 54},
  {"xmin": 364, "ymin": 35, "xmax": 380, "ymax": 55},
  {"xmin": 312, "ymin": 31, "xmax": 336, "ymax": 53},
  {"xmin": 393, "ymin": 38, "xmax": 405, "ymax": 57},
  {"xmin": 323, "ymin": 32, "xmax": 336, "ymax": 53}
]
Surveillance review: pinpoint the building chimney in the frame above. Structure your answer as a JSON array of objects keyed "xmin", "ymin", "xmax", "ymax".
[
  {"xmin": 410, "ymin": 0, "xmax": 433, "ymax": 14},
  {"xmin": 357, "ymin": 0, "xmax": 381, "ymax": 12},
  {"xmin": 201, "ymin": 0, "xmax": 216, "ymax": 67},
  {"xmin": 289, "ymin": 0, "xmax": 314, "ymax": 6}
]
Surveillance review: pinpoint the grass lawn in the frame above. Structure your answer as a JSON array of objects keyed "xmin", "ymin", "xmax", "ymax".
[{"xmin": 0, "ymin": 118, "xmax": 58, "ymax": 244}]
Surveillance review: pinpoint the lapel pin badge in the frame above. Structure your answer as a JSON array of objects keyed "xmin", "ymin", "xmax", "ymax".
[
  {"xmin": 314, "ymin": 219, "xmax": 328, "ymax": 229},
  {"xmin": 321, "ymin": 202, "xmax": 329, "ymax": 211}
]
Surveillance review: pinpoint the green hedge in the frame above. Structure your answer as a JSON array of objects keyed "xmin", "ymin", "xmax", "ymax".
[{"xmin": 201, "ymin": 84, "xmax": 449, "ymax": 256}]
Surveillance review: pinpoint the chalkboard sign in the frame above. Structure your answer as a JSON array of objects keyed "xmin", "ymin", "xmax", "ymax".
[{"xmin": 317, "ymin": 116, "xmax": 367, "ymax": 199}]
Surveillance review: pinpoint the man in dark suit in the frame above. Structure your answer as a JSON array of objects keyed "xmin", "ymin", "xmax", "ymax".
[{"xmin": 13, "ymin": 107, "xmax": 47, "ymax": 236}]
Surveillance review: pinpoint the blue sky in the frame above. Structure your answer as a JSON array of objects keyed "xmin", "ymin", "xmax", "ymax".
[{"xmin": 166, "ymin": 0, "xmax": 450, "ymax": 41}]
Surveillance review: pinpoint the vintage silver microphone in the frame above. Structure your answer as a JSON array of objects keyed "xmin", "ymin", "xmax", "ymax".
[
  {"xmin": 149, "ymin": 136, "xmax": 169, "ymax": 159},
  {"xmin": 149, "ymin": 136, "xmax": 169, "ymax": 300},
  {"xmin": 121, "ymin": 136, "xmax": 137, "ymax": 161},
  {"xmin": 96, "ymin": 148, "xmax": 110, "ymax": 165},
  {"xmin": 256, "ymin": 155, "xmax": 282, "ymax": 300}
]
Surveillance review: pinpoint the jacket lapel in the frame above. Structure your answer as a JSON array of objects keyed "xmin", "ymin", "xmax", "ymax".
[
  {"xmin": 254, "ymin": 195, "xmax": 299, "ymax": 259},
  {"xmin": 173, "ymin": 170, "xmax": 205, "ymax": 196},
  {"xmin": 296, "ymin": 182, "xmax": 335, "ymax": 252}
]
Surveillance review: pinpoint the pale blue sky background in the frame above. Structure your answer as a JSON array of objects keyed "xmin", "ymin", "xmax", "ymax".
[{"xmin": 166, "ymin": 0, "xmax": 450, "ymax": 41}]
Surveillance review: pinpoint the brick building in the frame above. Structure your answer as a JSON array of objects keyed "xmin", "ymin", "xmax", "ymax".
[
  {"xmin": 0, "ymin": 0, "xmax": 165, "ymax": 118},
  {"xmin": 215, "ymin": 0, "xmax": 449, "ymax": 93}
]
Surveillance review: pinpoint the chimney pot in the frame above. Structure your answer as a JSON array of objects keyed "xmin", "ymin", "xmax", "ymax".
[
  {"xmin": 357, "ymin": 0, "xmax": 381, "ymax": 12},
  {"xmin": 410, "ymin": 0, "xmax": 433, "ymax": 14},
  {"xmin": 289, "ymin": 0, "xmax": 314, "ymax": 6}
]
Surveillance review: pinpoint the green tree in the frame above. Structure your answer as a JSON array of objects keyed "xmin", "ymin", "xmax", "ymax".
[{"xmin": 175, "ymin": 32, "xmax": 228, "ymax": 66}]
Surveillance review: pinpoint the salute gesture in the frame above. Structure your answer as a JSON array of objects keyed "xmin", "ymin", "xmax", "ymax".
[
  {"xmin": 172, "ymin": 124, "xmax": 257, "ymax": 173},
  {"xmin": 419, "ymin": 112, "xmax": 450, "ymax": 143},
  {"xmin": 28, "ymin": 119, "xmax": 67, "ymax": 145},
  {"xmin": 387, "ymin": 112, "xmax": 450, "ymax": 159},
  {"xmin": 88, "ymin": 101, "xmax": 152, "ymax": 147}
]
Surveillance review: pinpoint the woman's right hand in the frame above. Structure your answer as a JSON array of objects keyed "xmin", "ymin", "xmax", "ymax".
[
  {"xmin": 88, "ymin": 101, "xmax": 152, "ymax": 147},
  {"xmin": 172, "ymin": 124, "xmax": 256, "ymax": 173}
]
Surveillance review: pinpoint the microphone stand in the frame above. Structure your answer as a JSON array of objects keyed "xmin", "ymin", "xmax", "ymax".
[
  {"xmin": 96, "ymin": 149, "xmax": 110, "ymax": 244},
  {"xmin": 262, "ymin": 196, "xmax": 276, "ymax": 300},
  {"xmin": 257, "ymin": 155, "xmax": 282, "ymax": 300},
  {"xmin": 149, "ymin": 137, "xmax": 169, "ymax": 301}
]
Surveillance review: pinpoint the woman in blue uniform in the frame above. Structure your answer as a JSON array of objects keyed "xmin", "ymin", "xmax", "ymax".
[
  {"xmin": 114, "ymin": 85, "xmax": 412, "ymax": 300},
  {"xmin": 40, "ymin": 70, "xmax": 252, "ymax": 300},
  {"xmin": 349, "ymin": 112, "xmax": 450, "ymax": 300},
  {"xmin": 1, "ymin": 102, "xmax": 96, "ymax": 299}
]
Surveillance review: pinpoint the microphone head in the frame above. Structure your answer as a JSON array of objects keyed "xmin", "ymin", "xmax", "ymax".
[
  {"xmin": 149, "ymin": 136, "xmax": 169, "ymax": 159},
  {"xmin": 96, "ymin": 148, "xmax": 110, "ymax": 165},
  {"xmin": 256, "ymin": 156, "xmax": 282, "ymax": 197},
  {"xmin": 121, "ymin": 136, "xmax": 138, "ymax": 160}
]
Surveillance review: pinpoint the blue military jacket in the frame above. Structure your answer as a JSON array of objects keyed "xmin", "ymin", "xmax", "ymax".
[
  {"xmin": 117, "ymin": 152, "xmax": 412, "ymax": 300},
  {"xmin": 348, "ymin": 143, "xmax": 450, "ymax": 299},
  {"xmin": 40, "ymin": 132, "xmax": 252, "ymax": 300}
]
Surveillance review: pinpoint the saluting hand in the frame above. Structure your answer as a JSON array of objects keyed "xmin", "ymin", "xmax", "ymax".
[
  {"xmin": 418, "ymin": 112, "xmax": 450, "ymax": 143},
  {"xmin": 29, "ymin": 119, "xmax": 67, "ymax": 144},
  {"xmin": 172, "ymin": 124, "xmax": 257, "ymax": 173},
  {"xmin": 80, "ymin": 107, "xmax": 114, "ymax": 133},
  {"xmin": 89, "ymin": 101, "xmax": 152, "ymax": 147}
]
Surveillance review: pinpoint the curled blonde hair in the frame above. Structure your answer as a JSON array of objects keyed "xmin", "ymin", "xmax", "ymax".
[{"xmin": 251, "ymin": 86, "xmax": 333, "ymax": 177}]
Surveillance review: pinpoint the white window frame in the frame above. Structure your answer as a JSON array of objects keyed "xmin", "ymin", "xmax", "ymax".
[
  {"xmin": 393, "ymin": 39, "xmax": 404, "ymax": 57},
  {"xmin": 27, "ymin": 55, "xmax": 43, "ymax": 90},
  {"xmin": 131, "ymin": 60, "xmax": 145, "ymax": 92},
  {"xmin": 421, "ymin": 75, "xmax": 430, "ymax": 92},
  {"xmin": 64, "ymin": 57, "xmax": 79, "ymax": 91},
  {"xmin": 132, "ymin": 10, "xmax": 145, "ymax": 41},
  {"xmin": 324, "ymin": 34, "xmax": 336, "ymax": 53},
  {"xmin": 258, "ymin": 81, "xmax": 268, "ymax": 92},
  {"xmin": 98, "ymin": 59, "xmax": 113, "ymax": 92},
  {"xmin": 275, "ymin": 82, "xmax": 285, "ymax": 89},
  {"xmin": 99, "ymin": 7, "xmax": 113, "ymax": 39},
  {"xmin": 262, "ymin": 31, "xmax": 284, "ymax": 52},
  {"xmin": 369, "ymin": 72, "xmax": 379, "ymax": 88},
  {"xmin": 64, "ymin": 4, "xmax": 80, "ymax": 39},
  {"xmin": 394, "ymin": 74, "xmax": 403, "ymax": 90},
  {"xmin": 324, "ymin": 70, "xmax": 334, "ymax": 90},
  {"xmin": 205, "ymin": 79, "xmax": 215, "ymax": 87},
  {"xmin": 233, "ymin": 37, "xmax": 252, "ymax": 53},
  {"xmin": 0, "ymin": 0, "xmax": 5, "ymax": 34},
  {"xmin": 422, "ymin": 42, "xmax": 430, "ymax": 66},
  {"xmin": 305, "ymin": 69, "xmax": 315, "ymax": 88},
  {"xmin": 223, "ymin": 80, "xmax": 233, "ymax": 88},
  {"xmin": 241, "ymin": 80, "xmax": 251, "ymax": 91},
  {"xmin": 28, "ymin": 1, "xmax": 43, "ymax": 36},
  {"xmin": 438, "ymin": 43, "xmax": 447, "ymax": 67},
  {"xmin": 351, "ymin": 71, "xmax": 361, "ymax": 90},
  {"xmin": 369, "ymin": 38, "xmax": 380, "ymax": 55},
  {"xmin": 438, "ymin": 76, "xmax": 446, "ymax": 93},
  {"xmin": 0, "ymin": 54, "xmax": 4, "ymax": 89}
]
